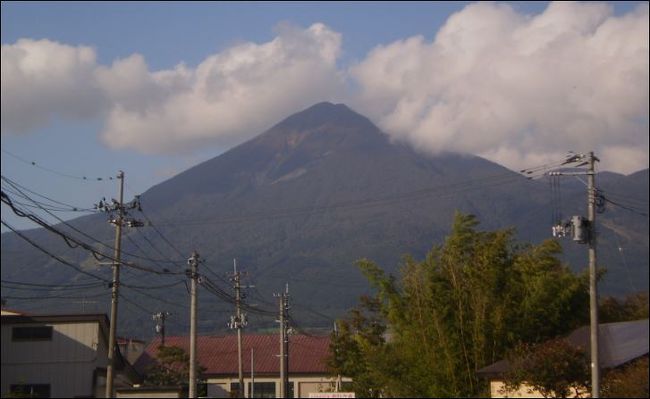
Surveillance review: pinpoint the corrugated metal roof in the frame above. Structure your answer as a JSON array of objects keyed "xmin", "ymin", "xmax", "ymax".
[
  {"xmin": 477, "ymin": 319, "xmax": 649, "ymax": 377},
  {"xmin": 566, "ymin": 319, "xmax": 649, "ymax": 369},
  {"xmin": 134, "ymin": 334, "xmax": 332, "ymax": 377}
]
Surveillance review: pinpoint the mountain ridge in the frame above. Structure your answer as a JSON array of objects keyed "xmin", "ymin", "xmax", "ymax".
[{"xmin": 2, "ymin": 102, "xmax": 647, "ymax": 338}]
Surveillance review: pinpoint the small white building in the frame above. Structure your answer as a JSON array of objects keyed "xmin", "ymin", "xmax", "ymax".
[{"xmin": 1, "ymin": 312, "xmax": 140, "ymax": 398}]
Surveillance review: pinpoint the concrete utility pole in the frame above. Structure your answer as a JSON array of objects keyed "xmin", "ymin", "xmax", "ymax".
[
  {"xmin": 334, "ymin": 322, "xmax": 342, "ymax": 392},
  {"xmin": 188, "ymin": 252, "xmax": 200, "ymax": 398},
  {"xmin": 229, "ymin": 259, "xmax": 247, "ymax": 397},
  {"xmin": 250, "ymin": 348, "xmax": 255, "ymax": 399},
  {"xmin": 587, "ymin": 152, "xmax": 600, "ymax": 398},
  {"xmin": 275, "ymin": 284, "xmax": 290, "ymax": 398},
  {"xmin": 105, "ymin": 170, "xmax": 124, "ymax": 399},
  {"xmin": 233, "ymin": 259, "xmax": 246, "ymax": 396},
  {"xmin": 546, "ymin": 151, "xmax": 600, "ymax": 398},
  {"xmin": 153, "ymin": 311, "xmax": 171, "ymax": 347},
  {"xmin": 98, "ymin": 171, "xmax": 143, "ymax": 398}
]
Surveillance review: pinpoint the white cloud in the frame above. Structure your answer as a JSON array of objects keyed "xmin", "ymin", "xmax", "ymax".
[
  {"xmin": 351, "ymin": 2, "xmax": 649, "ymax": 174},
  {"xmin": 1, "ymin": 39, "xmax": 105, "ymax": 131},
  {"xmin": 2, "ymin": 24, "xmax": 346, "ymax": 154},
  {"xmin": 2, "ymin": 4, "xmax": 648, "ymax": 174},
  {"xmin": 98, "ymin": 22, "xmax": 345, "ymax": 154}
]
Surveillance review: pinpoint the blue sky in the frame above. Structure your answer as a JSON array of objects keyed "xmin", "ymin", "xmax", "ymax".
[{"xmin": 1, "ymin": 1, "xmax": 648, "ymax": 232}]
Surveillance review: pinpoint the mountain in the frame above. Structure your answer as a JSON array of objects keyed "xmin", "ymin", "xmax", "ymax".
[{"xmin": 2, "ymin": 102, "xmax": 648, "ymax": 338}]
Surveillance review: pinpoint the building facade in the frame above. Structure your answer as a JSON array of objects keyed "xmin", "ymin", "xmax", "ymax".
[{"xmin": 1, "ymin": 313, "xmax": 140, "ymax": 398}]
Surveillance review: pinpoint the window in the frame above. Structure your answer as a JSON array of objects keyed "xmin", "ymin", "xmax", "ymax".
[
  {"xmin": 247, "ymin": 382, "xmax": 276, "ymax": 398},
  {"xmin": 10, "ymin": 384, "xmax": 51, "ymax": 398},
  {"xmin": 11, "ymin": 326, "xmax": 53, "ymax": 341}
]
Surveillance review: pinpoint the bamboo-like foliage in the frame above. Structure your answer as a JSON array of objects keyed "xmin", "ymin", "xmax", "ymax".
[{"xmin": 328, "ymin": 212, "xmax": 590, "ymax": 397}]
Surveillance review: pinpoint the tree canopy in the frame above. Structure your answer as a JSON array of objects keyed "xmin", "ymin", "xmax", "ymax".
[
  {"xmin": 328, "ymin": 212, "xmax": 590, "ymax": 397},
  {"xmin": 144, "ymin": 345, "xmax": 206, "ymax": 391},
  {"xmin": 503, "ymin": 338, "xmax": 590, "ymax": 398}
]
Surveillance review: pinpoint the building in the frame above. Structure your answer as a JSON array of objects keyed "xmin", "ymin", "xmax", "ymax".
[
  {"xmin": 1, "ymin": 312, "xmax": 141, "ymax": 398},
  {"xmin": 118, "ymin": 337, "xmax": 146, "ymax": 364},
  {"xmin": 477, "ymin": 319, "xmax": 649, "ymax": 398},
  {"xmin": 135, "ymin": 334, "xmax": 350, "ymax": 398}
]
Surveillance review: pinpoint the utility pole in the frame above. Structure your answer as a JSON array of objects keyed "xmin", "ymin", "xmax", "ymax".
[
  {"xmin": 153, "ymin": 311, "xmax": 171, "ymax": 347},
  {"xmin": 188, "ymin": 252, "xmax": 200, "ymax": 398},
  {"xmin": 275, "ymin": 284, "xmax": 290, "ymax": 398},
  {"xmin": 587, "ymin": 152, "xmax": 600, "ymax": 398},
  {"xmin": 250, "ymin": 348, "xmax": 255, "ymax": 399},
  {"xmin": 546, "ymin": 152, "xmax": 600, "ymax": 398},
  {"xmin": 97, "ymin": 171, "xmax": 143, "ymax": 399},
  {"xmin": 228, "ymin": 259, "xmax": 247, "ymax": 397},
  {"xmin": 334, "ymin": 322, "xmax": 342, "ymax": 392},
  {"xmin": 105, "ymin": 170, "xmax": 124, "ymax": 398}
]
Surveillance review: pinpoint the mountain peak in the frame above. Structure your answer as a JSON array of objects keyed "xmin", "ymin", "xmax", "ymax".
[{"xmin": 272, "ymin": 102, "xmax": 376, "ymax": 132}]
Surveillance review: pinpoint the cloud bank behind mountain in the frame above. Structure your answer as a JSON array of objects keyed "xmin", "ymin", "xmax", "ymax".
[{"xmin": 2, "ymin": 2, "xmax": 648, "ymax": 173}]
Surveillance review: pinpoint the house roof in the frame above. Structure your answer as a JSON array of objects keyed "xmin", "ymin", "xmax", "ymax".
[
  {"xmin": 477, "ymin": 319, "xmax": 649, "ymax": 377},
  {"xmin": 134, "ymin": 334, "xmax": 332, "ymax": 377},
  {"xmin": 1, "ymin": 313, "xmax": 111, "ymax": 334},
  {"xmin": 566, "ymin": 319, "xmax": 649, "ymax": 368}
]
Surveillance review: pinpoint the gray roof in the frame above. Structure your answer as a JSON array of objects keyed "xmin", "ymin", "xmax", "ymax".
[
  {"xmin": 567, "ymin": 319, "xmax": 649, "ymax": 369},
  {"xmin": 477, "ymin": 319, "xmax": 649, "ymax": 377}
]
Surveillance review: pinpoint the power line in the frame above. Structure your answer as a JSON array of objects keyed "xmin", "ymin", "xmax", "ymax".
[
  {"xmin": 1, "ymin": 148, "xmax": 116, "ymax": 182},
  {"xmin": 2, "ymin": 176, "xmax": 183, "ymax": 266},
  {"xmin": 290, "ymin": 302, "xmax": 336, "ymax": 323},
  {"xmin": 599, "ymin": 191, "xmax": 647, "ymax": 207},
  {"xmin": 601, "ymin": 197, "xmax": 649, "ymax": 217},
  {"xmin": 1, "ymin": 219, "xmax": 111, "ymax": 283},
  {"xmin": 2, "ymin": 290, "xmax": 108, "ymax": 301},
  {"xmin": 139, "ymin": 207, "xmax": 187, "ymax": 259},
  {"xmin": 1, "ymin": 282, "xmax": 104, "ymax": 292},
  {"xmin": 1, "ymin": 279, "xmax": 104, "ymax": 289},
  {"xmin": 2, "ymin": 192, "xmax": 186, "ymax": 276},
  {"xmin": 1, "ymin": 176, "xmax": 97, "ymax": 212},
  {"xmin": 1, "ymin": 220, "xmax": 187, "ymax": 292},
  {"xmin": 149, "ymin": 171, "xmax": 530, "ymax": 228},
  {"xmin": 200, "ymin": 276, "xmax": 276, "ymax": 317}
]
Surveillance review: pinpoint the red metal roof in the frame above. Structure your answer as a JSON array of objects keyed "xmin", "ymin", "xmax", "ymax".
[{"xmin": 135, "ymin": 334, "xmax": 332, "ymax": 377}]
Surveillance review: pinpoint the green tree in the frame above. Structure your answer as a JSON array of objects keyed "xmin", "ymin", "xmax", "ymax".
[
  {"xmin": 329, "ymin": 212, "xmax": 590, "ymax": 397},
  {"xmin": 328, "ymin": 295, "xmax": 388, "ymax": 398},
  {"xmin": 503, "ymin": 338, "xmax": 590, "ymax": 398},
  {"xmin": 602, "ymin": 357, "xmax": 649, "ymax": 398},
  {"xmin": 144, "ymin": 345, "xmax": 206, "ymax": 389},
  {"xmin": 600, "ymin": 292, "xmax": 649, "ymax": 323}
]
